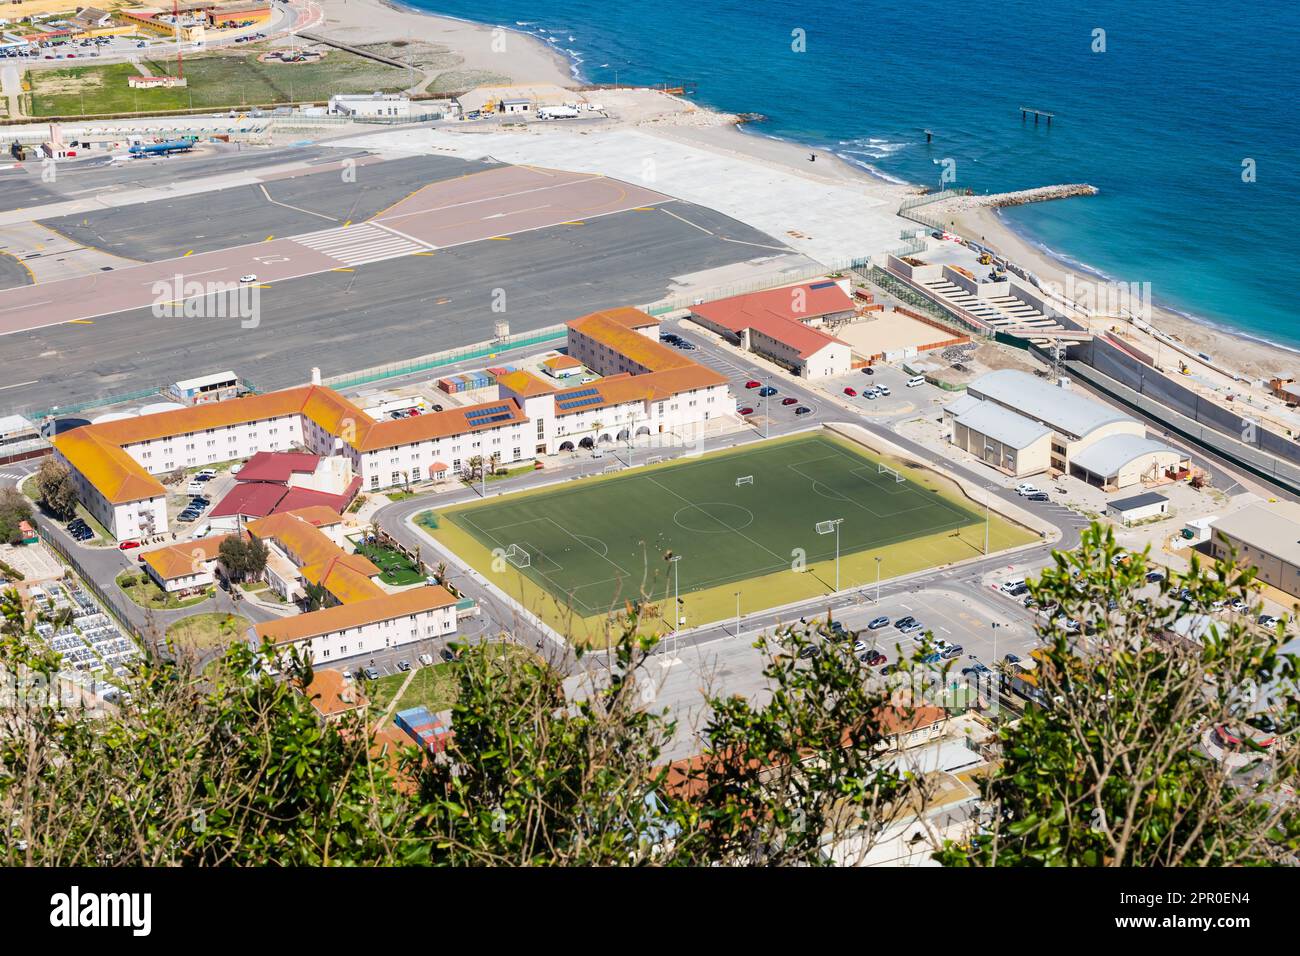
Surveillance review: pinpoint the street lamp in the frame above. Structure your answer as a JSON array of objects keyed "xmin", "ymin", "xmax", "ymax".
[
  {"xmin": 875, "ymin": 556, "xmax": 882, "ymax": 605},
  {"xmin": 984, "ymin": 485, "xmax": 995, "ymax": 555},
  {"xmin": 667, "ymin": 554, "xmax": 683, "ymax": 652},
  {"xmin": 815, "ymin": 518, "xmax": 844, "ymax": 592},
  {"xmin": 734, "ymin": 590, "xmax": 741, "ymax": 637}
]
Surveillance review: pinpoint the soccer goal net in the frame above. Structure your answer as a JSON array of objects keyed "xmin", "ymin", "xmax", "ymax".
[
  {"xmin": 504, "ymin": 544, "xmax": 531, "ymax": 568},
  {"xmin": 735, "ymin": 475, "xmax": 754, "ymax": 487},
  {"xmin": 878, "ymin": 462, "xmax": 905, "ymax": 484}
]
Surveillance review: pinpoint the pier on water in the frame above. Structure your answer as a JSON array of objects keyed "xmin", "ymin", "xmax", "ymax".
[{"xmin": 1019, "ymin": 107, "xmax": 1054, "ymax": 126}]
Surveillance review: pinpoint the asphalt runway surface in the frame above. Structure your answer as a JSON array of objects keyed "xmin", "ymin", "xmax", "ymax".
[
  {"xmin": 0, "ymin": 143, "xmax": 362, "ymax": 214},
  {"xmin": 0, "ymin": 202, "xmax": 797, "ymax": 415},
  {"xmin": 39, "ymin": 154, "xmax": 494, "ymax": 260},
  {"xmin": 0, "ymin": 163, "xmax": 677, "ymax": 334},
  {"xmin": 0, "ymin": 253, "xmax": 31, "ymax": 290}
]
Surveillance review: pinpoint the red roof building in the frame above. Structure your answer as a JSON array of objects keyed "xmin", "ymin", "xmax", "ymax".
[{"xmin": 233, "ymin": 451, "xmax": 321, "ymax": 483}]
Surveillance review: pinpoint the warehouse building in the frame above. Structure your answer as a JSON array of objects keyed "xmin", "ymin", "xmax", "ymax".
[
  {"xmin": 1209, "ymin": 501, "xmax": 1300, "ymax": 598},
  {"xmin": 944, "ymin": 370, "xmax": 1187, "ymax": 488},
  {"xmin": 1106, "ymin": 491, "xmax": 1170, "ymax": 526}
]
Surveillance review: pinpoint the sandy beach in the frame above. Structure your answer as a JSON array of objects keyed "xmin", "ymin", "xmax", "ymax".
[{"xmin": 315, "ymin": 0, "xmax": 574, "ymax": 90}]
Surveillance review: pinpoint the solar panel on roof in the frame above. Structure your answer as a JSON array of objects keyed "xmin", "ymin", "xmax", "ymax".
[
  {"xmin": 465, "ymin": 405, "xmax": 510, "ymax": 420},
  {"xmin": 809, "ymin": 281, "xmax": 836, "ymax": 289},
  {"xmin": 559, "ymin": 387, "xmax": 599, "ymax": 401},
  {"xmin": 557, "ymin": 395, "xmax": 603, "ymax": 410}
]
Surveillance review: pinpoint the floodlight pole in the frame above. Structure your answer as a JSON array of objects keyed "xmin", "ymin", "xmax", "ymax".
[
  {"xmin": 734, "ymin": 590, "xmax": 741, "ymax": 637},
  {"xmin": 875, "ymin": 556, "xmax": 882, "ymax": 605},
  {"xmin": 764, "ymin": 387, "xmax": 770, "ymax": 440},
  {"xmin": 984, "ymin": 486, "xmax": 991, "ymax": 555},
  {"xmin": 669, "ymin": 555, "xmax": 683, "ymax": 653}
]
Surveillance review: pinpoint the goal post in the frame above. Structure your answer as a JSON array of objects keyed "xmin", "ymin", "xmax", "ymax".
[
  {"xmin": 735, "ymin": 475, "xmax": 754, "ymax": 487},
  {"xmin": 504, "ymin": 544, "xmax": 531, "ymax": 568},
  {"xmin": 877, "ymin": 462, "xmax": 905, "ymax": 484}
]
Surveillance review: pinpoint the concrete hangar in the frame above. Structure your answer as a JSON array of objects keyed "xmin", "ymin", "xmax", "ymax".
[
  {"xmin": 943, "ymin": 369, "xmax": 1188, "ymax": 490},
  {"xmin": 51, "ymin": 307, "xmax": 733, "ymax": 539},
  {"xmin": 1208, "ymin": 500, "xmax": 1300, "ymax": 600}
]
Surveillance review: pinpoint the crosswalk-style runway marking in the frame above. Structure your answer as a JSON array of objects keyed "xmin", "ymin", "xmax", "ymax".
[{"xmin": 292, "ymin": 223, "xmax": 431, "ymax": 267}]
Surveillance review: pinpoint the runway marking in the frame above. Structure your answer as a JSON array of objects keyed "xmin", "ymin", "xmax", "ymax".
[
  {"xmin": 0, "ymin": 380, "xmax": 36, "ymax": 391},
  {"xmin": 69, "ymin": 319, "xmax": 93, "ymax": 324},
  {"xmin": 331, "ymin": 267, "xmax": 354, "ymax": 272},
  {"xmin": 489, "ymin": 236, "xmax": 511, "ymax": 241},
  {"xmin": 0, "ymin": 299, "xmax": 50, "ymax": 314},
  {"xmin": 292, "ymin": 222, "xmax": 429, "ymax": 267}
]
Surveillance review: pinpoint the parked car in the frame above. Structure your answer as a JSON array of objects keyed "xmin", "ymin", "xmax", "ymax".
[
  {"xmin": 744, "ymin": 380, "xmax": 761, "ymax": 389},
  {"xmin": 1003, "ymin": 653, "xmax": 1021, "ymax": 665},
  {"xmin": 418, "ymin": 653, "xmax": 434, "ymax": 667},
  {"xmin": 363, "ymin": 667, "xmax": 380, "ymax": 680},
  {"xmin": 797, "ymin": 645, "xmax": 820, "ymax": 660},
  {"xmin": 877, "ymin": 385, "xmax": 891, "ymax": 396},
  {"xmin": 758, "ymin": 386, "xmax": 777, "ymax": 397},
  {"xmin": 862, "ymin": 367, "xmax": 874, "ymax": 375},
  {"xmin": 852, "ymin": 639, "xmax": 867, "ymax": 653},
  {"xmin": 867, "ymin": 615, "xmax": 890, "ymax": 629},
  {"xmin": 940, "ymin": 644, "xmax": 963, "ymax": 660},
  {"xmin": 1230, "ymin": 598, "xmax": 1249, "ymax": 613},
  {"xmin": 397, "ymin": 659, "xmax": 411, "ymax": 672},
  {"xmin": 894, "ymin": 616, "xmax": 916, "ymax": 629},
  {"xmin": 781, "ymin": 397, "xmax": 798, "ymax": 406},
  {"xmin": 795, "ymin": 406, "xmax": 811, "ymax": 415},
  {"xmin": 1015, "ymin": 483, "xmax": 1039, "ymax": 497},
  {"xmin": 843, "ymin": 387, "xmax": 857, "ymax": 397},
  {"xmin": 738, "ymin": 407, "xmax": 755, "ymax": 416},
  {"xmin": 1146, "ymin": 570, "xmax": 1165, "ymax": 582},
  {"xmin": 239, "ymin": 274, "xmax": 257, "ymax": 283},
  {"xmin": 1026, "ymin": 492, "xmax": 1050, "ymax": 502},
  {"xmin": 861, "ymin": 649, "xmax": 887, "ymax": 666},
  {"xmin": 900, "ymin": 621, "xmax": 924, "ymax": 634},
  {"xmin": 961, "ymin": 661, "xmax": 992, "ymax": 677}
]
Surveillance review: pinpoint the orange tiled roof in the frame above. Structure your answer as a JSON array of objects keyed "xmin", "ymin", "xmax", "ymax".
[
  {"xmin": 141, "ymin": 534, "xmax": 230, "ymax": 580},
  {"xmin": 253, "ymin": 585, "xmax": 458, "ymax": 645},
  {"xmin": 301, "ymin": 554, "xmax": 386, "ymax": 605},
  {"xmin": 567, "ymin": 308, "xmax": 693, "ymax": 374},
  {"xmin": 299, "ymin": 668, "xmax": 369, "ymax": 719},
  {"xmin": 542, "ymin": 354, "xmax": 582, "ymax": 370},
  {"xmin": 51, "ymin": 428, "xmax": 166, "ymax": 505},
  {"xmin": 496, "ymin": 369, "xmax": 555, "ymax": 398},
  {"xmin": 247, "ymin": 508, "xmax": 370, "ymax": 572}
]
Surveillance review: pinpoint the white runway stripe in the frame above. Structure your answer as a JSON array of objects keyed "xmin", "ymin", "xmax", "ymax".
[{"xmin": 292, "ymin": 222, "xmax": 430, "ymax": 267}]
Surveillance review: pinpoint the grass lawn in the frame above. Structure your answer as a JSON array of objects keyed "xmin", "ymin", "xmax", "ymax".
[
  {"xmin": 167, "ymin": 612, "xmax": 251, "ymax": 651},
  {"xmin": 116, "ymin": 571, "xmax": 211, "ymax": 611},
  {"xmin": 354, "ymin": 541, "xmax": 424, "ymax": 586},
  {"xmin": 427, "ymin": 432, "xmax": 1037, "ymax": 644},
  {"xmin": 27, "ymin": 49, "xmax": 412, "ymax": 116},
  {"xmin": 364, "ymin": 644, "xmax": 536, "ymax": 715}
]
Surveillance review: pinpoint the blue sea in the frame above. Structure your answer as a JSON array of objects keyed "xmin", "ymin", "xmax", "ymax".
[{"xmin": 409, "ymin": 0, "xmax": 1299, "ymax": 351}]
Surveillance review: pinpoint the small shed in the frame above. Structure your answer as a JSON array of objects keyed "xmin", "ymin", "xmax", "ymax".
[{"xmin": 1107, "ymin": 491, "xmax": 1170, "ymax": 526}]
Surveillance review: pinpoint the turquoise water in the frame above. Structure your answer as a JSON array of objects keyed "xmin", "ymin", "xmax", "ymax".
[{"xmin": 409, "ymin": 0, "xmax": 1300, "ymax": 349}]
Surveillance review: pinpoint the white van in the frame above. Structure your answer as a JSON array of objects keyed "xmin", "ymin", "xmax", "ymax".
[
  {"xmin": 906, "ymin": 375, "xmax": 926, "ymax": 388},
  {"xmin": 1000, "ymin": 578, "xmax": 1026, "ymax": 594}
]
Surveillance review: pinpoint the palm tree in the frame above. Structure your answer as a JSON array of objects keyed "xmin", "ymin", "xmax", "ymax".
[
  {"xmin": 488, "ymin": 452, "xmax": 501, "ymax": 476},
  {"xmin": 467, "ymin": 455, "xmax": 485, "ymax": 482}
]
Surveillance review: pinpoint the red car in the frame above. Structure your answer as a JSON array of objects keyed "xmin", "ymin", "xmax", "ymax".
[
  {"xmin": 843, "ymin": 387, "xmax": 857, "ymax": 397},
  {"xmin": 781, "ymin": 397, "xmax": 798, "ymax": 406},
  {"xmin": 738, "ymin": 407, "xmax": 755, "ymax": 416},
  {"xmin": 118, "ymin": 540, "xmax": 140, "ymax": 550},
  {"xmin": 744, "ymin": 380, "xmax": 761, "ymax": 389}
]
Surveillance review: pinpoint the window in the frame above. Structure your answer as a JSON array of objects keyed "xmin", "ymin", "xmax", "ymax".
[
  {"xmin": 537, "ymin": 419, "xmax": 545, "ymax": 438},
  {"xmin": 391, "ymin": 471, "xmax": 401, "ymax": 485},
  {"xmin": 412, "ymin": 466, "xmax": 422, "ymax": 481},
  {"xmin": 512, "ymin": 447, "xmax": 520, "ymax": 460},
  {"xmin": 370, "ymin": 475, "xmax": 379, "ymax": 490}
]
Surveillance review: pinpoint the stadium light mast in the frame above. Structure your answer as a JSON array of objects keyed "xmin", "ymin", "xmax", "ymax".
[
  {"xmin": 815, "ymin": 518, "xmax": 844, "ymax": 592},
  {"xmin": 875, "ymin": 555, "xmax": 882, "ymax": 605}
]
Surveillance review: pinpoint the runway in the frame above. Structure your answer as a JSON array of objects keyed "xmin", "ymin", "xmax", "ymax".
[{"xmin": 0, "ymin": 164, "xmax": 671, "ymax": 336}]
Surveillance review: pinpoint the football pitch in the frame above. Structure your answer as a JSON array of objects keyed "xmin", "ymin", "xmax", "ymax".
[{"xmin": 429, "ymin": 432, "xmax": 1035, "ymax": 639}]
